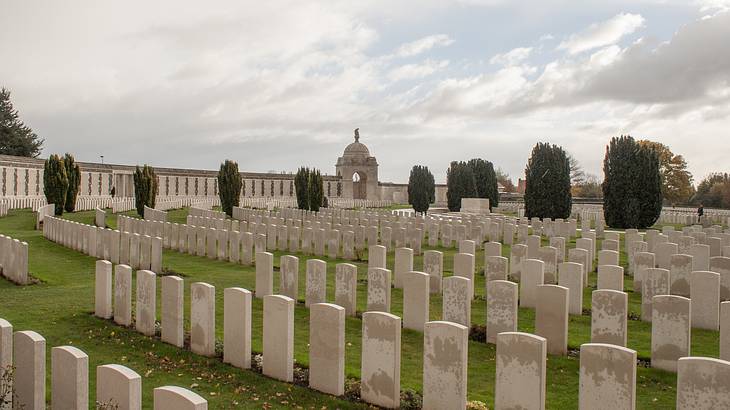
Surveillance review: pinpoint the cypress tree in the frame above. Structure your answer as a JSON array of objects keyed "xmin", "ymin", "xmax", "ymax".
[
  {"xmin": 467, "ymin": 158, "xmax": 499, "ymax": 211},
  {"xmin": 308, "ymin": 169, "xmax": 324, "ymax": 212},
  {"xmin": 524, "ymin": 142, "xmax": 572, "ymax": 219},
  {"xmin": 603, "ymin": 135, "xmax": 662, "ymax": 228},
  {"xmin": 408, "ymin": 165, "xmax": 435, "ymax": 215},
  {"xmin": 446, "ymin": 161, "xmax": 476, "ymax": 212},
  {"xmin": 295, "ymin": 167, "xmax": 310, "ymax": 210},
  {"xmin": 43, "ymin": 154, "xmax": 68, "ymax": 215},
  {"xmin": 63, "ymin": 153, "xmax": 81, "ymax": 212},
  {"xmin": 133, "ymin": 165, "xmax": 158, "ymax": 217},
  {"xmin": 217, "ymin": 159, "xmax": 242, "ymax": 217}
]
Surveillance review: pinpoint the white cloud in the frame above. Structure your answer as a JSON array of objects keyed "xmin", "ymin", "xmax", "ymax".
[
  {"xmin": 558, "ymin": 13, "xmax": 645, "ymax": 54},
  {"xmin": 395, "ymin": 34, "xmax": 454, "ymax": 57},
  {"xmin": 489, "ymin": 47, "xmax": 533, "ymax": 66},
  {"xmin": 388, "ymin": 60, "xmax": 449, "ymax": 81}
]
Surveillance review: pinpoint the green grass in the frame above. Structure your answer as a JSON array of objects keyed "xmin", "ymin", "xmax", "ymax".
[{"xmin": 0, "ymin": 208, "xmax": 722, "ymax": 408}]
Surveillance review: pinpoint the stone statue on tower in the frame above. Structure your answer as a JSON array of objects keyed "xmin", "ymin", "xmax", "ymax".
[{"xmin": 354, "ymin": 128, "xmax": 360, "ymax": 142}]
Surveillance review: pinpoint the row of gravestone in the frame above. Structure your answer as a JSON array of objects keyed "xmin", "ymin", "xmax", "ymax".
[
  {"xmin": 0, "ymin": 234, "xmax": 28, "ymax": 285},
  {"xmin": 92, "ymin": 259, "xmax": 730, "ymax": 409},
  {"xmin": 0, "ymin": 318, "xmax": 207, "ymax": 410},
  {"xmin": 42, "ymin": 216, "xmax": 162, "ymax": 272}
]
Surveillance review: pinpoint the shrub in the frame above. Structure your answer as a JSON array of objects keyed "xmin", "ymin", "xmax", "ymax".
[
  {"xmin": 43, "ymin": 154, "xmax": 69, "ymax": 215},
  {"xmin": 407, "ymin": 165, "xmax": 435, "ymax": 214},
  {"xmin": 63, "ymin": 153, "xmax": 81, "ymax": 212},
  {"xmin": 603, "ymin": 135, "xmax": 662, "ymax": 228},
  {"xmin": 133, "ymin": 164, "xmax": 158, "ymax": 217},
  {"xmin": 217, "ymin": 159, "xmax": 242, "ymax": 217},
  {"xmin": 524, "ymin": 142, "xmax": 572, "ymax": 219},
  {"xmin": 446, "ymin": 161, "xmax": 476, "ymax": 211},
  {"xmin": 294, "ymin": 167, "xmax": 309, "ymax": 210}
]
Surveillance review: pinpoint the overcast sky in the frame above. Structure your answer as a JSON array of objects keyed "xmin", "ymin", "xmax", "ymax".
[{"xmin": 1, "ymin": 0, "xmax": 729, "ymax": 184}]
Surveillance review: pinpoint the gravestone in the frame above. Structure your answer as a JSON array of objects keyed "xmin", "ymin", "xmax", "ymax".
[
  {"xmin": 535, "ymin": 285, "xmax": 569, "ymax": 356},
  {"xmin": 403, "ymin": 271, "xmax": 429, "ymax": 331},
  {"xmin": 486, "ymin": 280, "xmax": 518, "ymax": 344},
  {"xmin": 361, "ymin": 312, "xmax": 401, "ymax": 408},
  {"xmin": 190, "ymin": 282, "xmax": 215, "ymax": 357},
  {"xmin": 579, "ymin": 344, "xmax": 636, "ymax": 410},
  {"xmin": 367, "ymin": 268, "xmax": 391, "ymax": 312},
  {"xmin": 642, "ymin": 268, "xmax": 670, "ymax": 322},
  {"xmin": 423, "ymin": 250, "xmax": 444, "ymax": 293},
  {"xmin": 422, "ymin": 321, "xmax": 468, "ymax": 410},
  {"xmin": 520, "ymin": 259, "xmax": 545, "ymax": 308},
  {"xmin": 442, "ymin": 276, "xmax": 471, "ymax": 328},
  {"xmin": 306, "ymin": 259, "xmax": 327, "ymax": 307},
  {"xmin": 263, "ymin": 295, "xmax": 294, "ymax": 382},
  {"xmin": 309, "ymin": 303, "xmax": 346, "ymax": 396},
  {"xmin": 495, "ymin": 332, "xmax": 546, "ymax": 410},
  {"xmin": 597, "ymin": 265, "xmax": 624, "ymax": 291},
  {"xmin": 224, "ymin": 287, "xmax": 252, "ymax": 369},
  {"xmin": 676, "ymin": 357, "xmax": 730, "ymax": 409},
  {"xmin": 591, "ymin": 289, "xmax": 628, "ymax": 346},
  {"xmin": 690, "ymin": 271, "xmax": 720, "ymax": 330},
  {"xmin": 558, "ymin": 262, "xmax": 584, "ymax": 315},
  {"xmin": 161, "ymin": 276, "xmax": 184, "ymax": 348},
  {"xmin": 651, "ymin": 295, "xmax": 691, "ymax": 372},
  {"xmin": 335, "ymin": 263, "xmax": 358, "ymax": 316},
  {"xmin": 255, "ymin": 252, "xmax": 274, "ymax": 298}
]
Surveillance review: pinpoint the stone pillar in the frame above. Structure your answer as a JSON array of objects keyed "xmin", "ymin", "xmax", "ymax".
[
  {"xmin": 579, "ymin": 343, "xmax": 636, "ymax": 410},
  {"xmin": 14, "ymin": 331, "xmax": 45, "ymax": 410},
  {"xmin": 135, "ymin": 270, "xmax": 157, "ymax": 336},
  {"xmin": 335, "ymin": 263, "xmax": 358, "ymax": 316},
  {"xmin": 394, "ymin": 247, "xmax": 414, "ymax": 289},
  {"xmin": 453, "ymin": 252, "xmax": 475, "ymax": 299},
  {"xmin": 263, "ymin": 295, "xmax": 294, "ymax": 382},
  {"xmin": 403, "ymin": 271, "xmax": 429, "ymax": 332},
  {"xmin": 191, "ymin": 282, "xmax": 216, "ymax": 357},
  {"xmin": 279, "ymin": 255, "xmax": 299, "ymax": 301},
  {"xmin": 95, "ymin": 260, "xmax": 113, "ymax": 319},
  {"xmin": 691, "ymin": 271, "xmax": 721, "ymax": 330},
  {"xmin": 361, "ymin": 312, "xmax": 401, "ymax": 409},
  {"xmin": 255, "ymin": 252, "xmax": 274, "ymax": 298},
  {"xmin": 306, "ymin": 259, "xmax": 327, "ymax": 307},
  {"xmin": 422, "ymin": 321, "xmax": 468, "ymax": 410},
  {"xmin": 51, "ymin": 346, "xmax": 88, "ymax": 410},
  {"xmin": 224, "ymin": 287, "xmax": 252, "ymax": 369},
  {"xmin": 114, "ymin": 265, "xmax": 133, "ymax": 326},
  {"xmin": 597, "ymin": 265, "xmax": 624, "ymax": 291},
  {"xmin": 367, "ymin": 268, "xmax": 391, "ymax": 312},
  {"xmin": 486, "ymin": 280, "xmax": 518, "ymax": 344},
  {"xmin": 520, "ymin": 259, "xmax": 545, "ymax": 308},
  {"xmin": 591, "ymin": 289, "xmax": 628, "ymax": 346},
  {"xmin": 153, "ymin": 386, "xmax": 207, "ymax": 410},
  {"xmin": 442, "ymin": 276, "xmax": 471, "ymax": 328},
  {"xmin": 642, "ymin": 268, "xmax": 670, "ymax": 322},
  {"xmin": 423, "ymin": 250, "xmax": 443, "ymax": 294},
  {"xmin": 96, "ymin": 364, "xmax": 142, "ymax": 410},
  {"xmin": 161, "ymin": 276, "xmax": 184, "ymax": 347},
  {"xmin": 651, "ymin": 294, "xmax": 691, "ymax": 372},
  {"xmin": 535, "ymin": 284, "xmax": 569, "ymax": 356},
  {"xmin": 495, "ymin": 332, "xmax": 546, "ymax": 410},
  {"xmin": 309, "ymin": 303, "xmax": 345, "ymax": 396},
  {"xmin": 676, "ymin": 357, "xmax": 730, "ymax": 409}
]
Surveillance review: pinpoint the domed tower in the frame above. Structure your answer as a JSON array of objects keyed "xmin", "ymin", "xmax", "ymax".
[{"xmin": 335, "ymin": 128, "xmax": 379, "ymax": 200}]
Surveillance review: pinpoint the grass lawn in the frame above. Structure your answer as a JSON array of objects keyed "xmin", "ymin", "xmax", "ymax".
[{"xmin": 0, "ymin": 208, "xmax": 722, "ymax": 408}]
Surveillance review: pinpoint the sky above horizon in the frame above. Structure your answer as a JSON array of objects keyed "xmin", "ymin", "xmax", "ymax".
[{"xmin": 1, "ymin": 0, "xmax": 729, "ymax": 184}]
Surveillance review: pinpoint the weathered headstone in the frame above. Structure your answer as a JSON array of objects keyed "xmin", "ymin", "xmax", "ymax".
[
  {"xmin": 96, "ymin": 364, "xmax": 141, "ymax": 410},
  {"xmin": 309, "ymin": 303, "xmax": 345, "ymax": 396},
  {"xmin": 520, "ymin": 259, "xmax": 545, "ymax": 308},
  {"xmin": 114, "ymin": 264, "xmax": 133, "ymax": 326},
  {"xmin": 676, "ymin": 357, "xmax": 730, "ymax": 409},
  {"xmin": 255, "ymin": 252, "xmax": 274, "ymax": 298},
  {"xmin": 591, "ymin": 289, "xmax": 628, "ymax": 346},
  {"xmin": 495, "ymin": 332, "xmax": 546, "ymax": 410},
  {"xmin": 191, "ymin": 282, "xmax": 215, "ymax": 357},
  {"xmin": 161, "ymin": 275, "xmax": 184, "ymax": 348},
  {"xmin": 394, "ymin": 247, "xmax": 414, "ymax": 289},
  {"xmin": 423, "ymin": 250, "xmax": 443, "ymax": 293},
  {"xmin": 486, "ymin": 280, "xmax": 518, "ymax": 344},
  {"xmin": 361, "ymin": 312, "xmax": 401, "ymax": 409},
  {"xmin": 367, "ymin": 268, "xmax": 391, "ymax": 312},
  {"xmin": 690, "ymin": 271, "xmax": 720, "ymax": 330},
  {"xmin": 579, "ymin": 343, "xmax": 636, "ymax": 410},
  {"xmin": 535, "ymin": 284, "xmax": 569, "ymax": 355},
  {"xmin": 651, "ymin": 294, "xmax": 691, "ymax": 372},
  {"xmin": 597, "ymin": 265, "xmax": 624, "ymax": 291},
  {"xmin": 135, "ymin": 270, "xmax": 157, "ymax": 336},
  {"xmin": 51, "ymin": 345, "xmax": 88, "ymax": 410},
  {"xmin": 14, "ymin": 331, "xmax": 45, "ymax": 410},
  {"xmin": 224, "ymin": 287, "xmax": 252, "ymax": 369},
  {"xmin": 442, "ymin": 276, "xmax": 471, "ymax": 328},
  {"xmin": 403, "ymin": 271, "xmax": 429, "ymax": 331},
  {"xmin": 335, "ymin": 263, "xmax": 358, "ymax": 316},
  {"xmin": 306, "ymin": 259, "xmax": 327, "ymax": 307},
  {"xmin": 279, "ymin": 255, "xmax": 299, "ymax": 301},
  {"xmin": 95, "ymin": 260, "xmax": 113, "ymax": 319},
  {"xmin": 453, "ymin": 252, "xmax": 475, "ymax": 299},
  {"xmin": 642, "ymin": 268, "xmax": 670, "ymax": 322},
  {"xmin": 558, "ymin": 261, "xmax": 584, "ymax": 315},
  {"xmin": 263, "ymin": 295, "xmax": 294, "ymax": 382},
  {"xmin": 422, "ymin": 321, "xmax": 468, "ymax": 410}
]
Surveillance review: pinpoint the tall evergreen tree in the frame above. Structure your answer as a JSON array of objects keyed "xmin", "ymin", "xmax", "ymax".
[
  {"xmin": 294, "ymin": 167, "xmax": 310, "ymax": 210},
  {"xmin": 63, "ymin": 153, "xmax": 81, "ymax": 212},
  {"xmin": 133, "ymin": 165, "xmax": 158, "ymax": 217},
  {"xmin": 603, "ymin": 135, "xmax": 662, "ymax": 228},
  {"xmin": 446, "ymin": 161, "xmax": 476, "ymax": 212},
  {"xmin": 0, "ymin": 88, "xmax": 44, "ymax": 157},
  {"xmin": 408, "ymin": 165, "xmax": 435, "ymax": 215},
  {"xmin": 308, "ymin": 169, "xmax": 324, "ymax": 212},
  {"xmin": 524, "ymin": 142, "xmax": 572, "ymax": 219},
  {"xmin": 217, "ymin": 159, "xmax": 242, "ymax": 217},
  {"xmin": 467, "ymin": 158, "xmax": 499, "ymax": 211},
  {"xmin": 43, "ymin": 154, "xmax": 68, "ymax": 215}
]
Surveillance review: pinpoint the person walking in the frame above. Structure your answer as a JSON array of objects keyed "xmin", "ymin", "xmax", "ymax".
[{"xmin": 697, "ymin": 203, "xmax": 704, "ymax": 223}]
